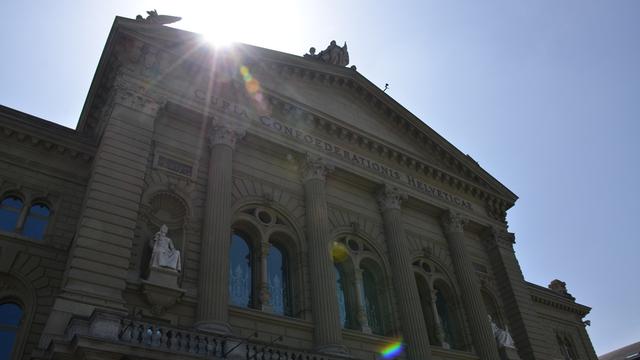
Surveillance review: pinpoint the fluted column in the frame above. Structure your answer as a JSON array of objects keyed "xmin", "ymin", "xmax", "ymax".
[
  {"xmin": 195, "ymin": 121, "xmax": 244, "ymax": 334},
  {"xmin": 441, "ymin": 211, "xmax": 500, "ymax": 359},
  {"xmin": 377, "ymin": 185, "xmax": 433, "ymax": 360},
  {"xmin": 301, "ymin": 154, "xmax": 347, "ymax": 355}
]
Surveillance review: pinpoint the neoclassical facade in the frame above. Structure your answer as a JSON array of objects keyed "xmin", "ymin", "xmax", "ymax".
[{"xmin": 0, "ymin": 15, "xmax": 597, "ymax": 360}]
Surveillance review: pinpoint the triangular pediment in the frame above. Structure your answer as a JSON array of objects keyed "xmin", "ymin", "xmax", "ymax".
[{"xmin": 80, "ymin": 17, "xmax": 517, "ymax": 219}]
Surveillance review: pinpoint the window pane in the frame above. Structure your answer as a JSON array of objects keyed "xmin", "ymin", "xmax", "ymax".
[
  {"xmin": 435, "ymin": 289, "xmax": 459, "ymax": 350},
  {"xmin": 229, "ymin": 234, "xmax": 252, "ymax": 308},
  {"xmin": 22, "ymin": 204, "xmax": 50, "ymax": 240},
  {"xmin": 0, "ymin": 303, "xmax": 23, "ymax": 360},
  {"xmin": 0, "ymin": 197, "xmax": 23, "ymax": 232},
  {"xmin": 335, "ymin": 266, "xmax": 347, "ymax": 328},
  {"xmin": 267, "ymin": 245, "xmax": 288, "ymax": 315},
  {"xmin": 362, "ymin": 268, "xmax": 383, "ymax": 335}
]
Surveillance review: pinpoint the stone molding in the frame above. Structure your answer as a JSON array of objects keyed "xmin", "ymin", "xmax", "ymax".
[
  {"xmin": 440, "ymin": 211, "xmax": 468, "ymax": 233},
  {"xmin": 207, "ymin": 121, "xmax": 246, "ymax": 149},
  {"xmin": 482, "ymin": 226, "xmax": 516, "ymax": 250},
  {"xmin": 376, "ymin": 184, "xmax": 407, "ymax": 211},
  {"xmin": 300, "ymin": 154, "xmax": 334, "ymax": 182}
]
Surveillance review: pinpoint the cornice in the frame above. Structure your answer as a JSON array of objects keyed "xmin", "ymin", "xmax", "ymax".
[
  {"xmin": 0, "ymin": 105, "xmax": 95, "ymax": 163},
  {"xmin": 252, "ymin": 58, "xmax": 517, "ymax": 202},
  {"xmin": 527, "ymin": 282, "xmax": 591, "ymax": 317},
  {"xmin": 262, "ymin": 93, "xmax": 511, "ymax": 221}
]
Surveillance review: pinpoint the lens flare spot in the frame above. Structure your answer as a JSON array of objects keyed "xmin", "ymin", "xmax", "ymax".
[
  {"xmin": 380, "ymin": 341, "xmax": 404, "ymax": 358},
  {"xmin": 331, "ymin": 242, "xmax": 349, "ymax": 263},
  {"xmin": 246, "ymin": 79, "xmax": 260, "ymax": 94}
]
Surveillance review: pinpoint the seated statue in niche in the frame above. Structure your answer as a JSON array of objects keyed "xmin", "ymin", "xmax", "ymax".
[
  {"xmin": 149, "ymin": 224, "xmax": 181, "ymax": 272},
  {"xmin": 489, "ymin": 315, "xmax": 516, "ymax": 349}
]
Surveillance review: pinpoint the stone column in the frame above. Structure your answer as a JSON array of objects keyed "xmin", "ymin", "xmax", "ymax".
[
  {"xmin": 377, "ymin": 185, "xmax": 433, "ymax": 360},
  {"xmin": 441, "ymin": 211, "xmax": 499, "ymax": 359},
  {"xmin": 258, "ymin": 241, "xmax": 272, "ymax": 312},
  {"xmin": 354, "ymin": 268, "xmax": 372, "ymax": 334},
  {"xmin": 195, "ymin": 121, "xmax": 244, "ymax": 334},
  {"xmin": 301, "ymin": 154, "xmax": 346, "ymax": 355}
]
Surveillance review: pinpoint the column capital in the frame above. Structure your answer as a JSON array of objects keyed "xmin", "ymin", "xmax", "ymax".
[
  {"xmin": 208, "ymin": 121, "xmax": 246, "ymax": 149},
  {"xmin": 376, "ymin": 185, "xmax": 407, "ymax": 211},
  {"xmin": 301, "ymin": 153, "xmax": 334, "ymax": 182},
  {"xmin": 440, "ymin": 211, "xmax": 468, "ymax": 233}
]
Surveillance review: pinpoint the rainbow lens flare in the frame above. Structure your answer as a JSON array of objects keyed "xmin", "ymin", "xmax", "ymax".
[
  {"xmin": 239, "ymin": 65, "xmax": 269, "ymax": 114},
  {"xmin": 380, "ymin": 341, "xmax": 404, "ymax": 358}
]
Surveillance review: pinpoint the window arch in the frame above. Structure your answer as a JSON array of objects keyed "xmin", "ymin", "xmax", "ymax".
[
  {"xmin": 332, "ymin": 235, "xmax": 392, "ymax": 336},
  {"xmin": 0, "ymin": 302, "xmax": 24, "ymax": 359},
  {"xmin": 557, "ymin": 333, "xmax": 579, "ymax": 360},
  {"xmin": 413, "ymin": 258, "xmax": 467, "ymax": 351},
  {"xmin": 230, "ymin": 206, "xmax": 302, "ymax": 318},
  {"xmin": 21, "ymin": 202, "xmax": 50, "ymax": 240},
  {"xmin": 0, "ymin": 195, "xmax": 23, "ymax": 233}
]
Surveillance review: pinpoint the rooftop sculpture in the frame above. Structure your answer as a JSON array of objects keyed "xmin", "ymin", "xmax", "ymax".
[
  {"xmin": 135, "ymin": 9, "xmax": 182, "ymax": 25},
  {"xmin": 305, "ymin": 40, "xmax": 350, "ymax": 67}
]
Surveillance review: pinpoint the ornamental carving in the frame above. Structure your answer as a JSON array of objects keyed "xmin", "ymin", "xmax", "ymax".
[
  {"xmin": 108, "ymin": 77, "xmax": 164, "ymax": 116},
  {"xmin": 483, "ymin": 226, "xmax": 515, "ymax": 249},
  {"xmin": 300, "ymin": 154, "xmax": 334, "ymax": 182},
  {"xmin": 208, "ymin": 121, "xmax": 246, "ymax": 149},
  {"xmin": 376, "ymin": 185, "xmax": 407, "ymax": 211},
  {"xmin": 440, "ymin": 211, "xmax": 468, "ymax": 233}
]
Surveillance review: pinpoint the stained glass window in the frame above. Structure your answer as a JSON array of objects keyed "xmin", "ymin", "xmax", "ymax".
[
  {"xmin": 22, "ymin": 203, "xmax": 50, "ymax": 240},
  {"xmin": 229, "ymin": 233, "xmax": 252, "ymax": 308},
  {"xmin": 0, "ymin": 302, "xmax": 23, "ymax": 360},
  {"xmin": 0, "ymin": 196, "xmax": 23, "ymax": 233}
]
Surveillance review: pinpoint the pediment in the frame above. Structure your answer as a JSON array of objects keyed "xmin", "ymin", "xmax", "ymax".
[{"xmin": 81, "ymin": 17, "xmax": 517, "ymax": 220}]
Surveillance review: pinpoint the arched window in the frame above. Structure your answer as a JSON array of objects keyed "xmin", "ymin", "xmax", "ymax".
[
  {"xmin": 332, "ymin": 236, "xmax": 392, "ymax": 335},
  {"xmin": 415, "ymin": 273, "xmax": 439, "ymax": 346},
  {"xmin": 0, "ymin": 302, "xmax": 24, "ymax": 359},
  {"xmin": 267, "ymin": 243, "xmax": 290, "ymax": 316},
  {"xmin": 229, "ymin": 233, "xmax": 252, "ymax": 308},
  {"xmin": 231, "ymin": 206, "xmax": 302, "ymax": 318},
  {"xmin": 557, "ymin": 334, "xmax": 579, "ymax": 360},
  {"xmin": 433, "ymin": 281, "xmax": 465, "ymax": 350},
  {"xmin": 0, "ymin": 196, "xmax": 23, "ymax": 233},
  {"xmin": 21, "ymin": 203, "xmax": 50, "ymax": 240}
]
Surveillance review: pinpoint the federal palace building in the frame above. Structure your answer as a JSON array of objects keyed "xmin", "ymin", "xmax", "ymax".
[{"xmin": 0, "ymin": 13, "xmax": 597, "ymax": 360}]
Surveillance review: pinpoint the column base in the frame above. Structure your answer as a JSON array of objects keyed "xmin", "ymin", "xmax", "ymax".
[{"xmin": 194, "ymin": 320, "xmax": 232, "ymax": 335}]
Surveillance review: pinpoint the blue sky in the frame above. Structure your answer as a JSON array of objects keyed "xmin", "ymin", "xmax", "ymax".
[{"xmin": 1, "ymin": 1, "xmax": 638, "ymax": 356}]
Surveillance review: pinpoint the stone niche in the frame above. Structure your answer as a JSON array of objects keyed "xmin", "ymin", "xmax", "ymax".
[{"xmin": 138, "ymin": 191, "xmax": 190, "ymax": 315}]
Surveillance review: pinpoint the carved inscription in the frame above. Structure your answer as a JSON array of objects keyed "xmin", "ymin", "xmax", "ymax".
[{"xmin": 259, "ymin": 116, "xmax": 473, "ymax": 211}]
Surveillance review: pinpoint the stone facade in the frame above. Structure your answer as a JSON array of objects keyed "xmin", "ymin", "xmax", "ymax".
[{"xmin": 0, "ymin": 16, "xmax": 597, "ymax": 360}]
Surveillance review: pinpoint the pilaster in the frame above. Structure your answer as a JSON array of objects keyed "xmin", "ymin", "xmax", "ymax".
[
  {"xmin": 377, "ymin": 185, "xmax": 433, "ymax": 360},
  {"xmin": 41, "ymin": 80, "xmax": 163, "ymax": 347}
]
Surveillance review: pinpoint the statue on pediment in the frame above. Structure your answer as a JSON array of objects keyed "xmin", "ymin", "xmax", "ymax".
[
  {"xmin": 548, "ymin": 279, "xmax": 575, "ymax": 300},
  {"xmin": 149, "ymin": 224, "xmax": 181, "ymax": 272},
  {"xmin": 305, "ymin": 40, "xmax": 349, "ymax": 66},
  {"xmin": 136, "ymin": 9, "xmax": 182, "ymax": 25}
]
